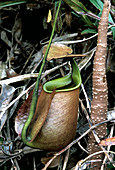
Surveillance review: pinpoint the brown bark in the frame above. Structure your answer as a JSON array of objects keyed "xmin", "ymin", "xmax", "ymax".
[{"xmin": 88, "ymin": 0, "xmax": 110, "ymax": 169}]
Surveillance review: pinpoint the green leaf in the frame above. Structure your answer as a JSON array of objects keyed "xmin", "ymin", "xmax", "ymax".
[
  {"xmin": 71, "ymin": 0, "xmax": 90, "ymax": 12},
  {"xmin": 89, "ymin": 0, "xmax": 103, "ymax": 10},
  {"xmin": 109, "ymin": 15, "xmax": 115, "ymax": 38},
  {"xmin": 89, "ymin": 0, "xmax": 115, "ymax": 38},
  {"xmin": 63, "ymin": 0, "xmax": 95, "ymax": 28},
  {"xmin": 0, "ymin": 0, "xmax": 31, "ymax": 8},
  {"xmin": 80, "ymin": 15, "xmax": 95, "ymax": 28},
  {"xmin": 64, "ymin": 0, "xmax": 115, "ymax": 38},
  {"xmin": 89, "ymin": 0, "xmax": 114, "ymax": 25},
  {"xmin": 81, "ymin": 28, "xmax": 97, "ymax": 35}
]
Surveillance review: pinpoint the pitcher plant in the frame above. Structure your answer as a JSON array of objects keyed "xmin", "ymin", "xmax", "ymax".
[{"xmin": 15, "ymin": 59, "xmax": 81, "ymax": 151}]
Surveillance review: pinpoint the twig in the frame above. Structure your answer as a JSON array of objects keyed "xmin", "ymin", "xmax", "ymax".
[
  {"xmin": 62, "ymin": 149, "xmax": 70, "ymax": 170},
  {"xmin": 0, "ymin": 83, "xmax": 35, "ymax": 113},
  {"xmin": 46, "ymin": 31, "xmax": 112, "ymax": 45},
  {"xmin": 76, "ymin": 150, "xmax": 115, "ymax": 170},
  {"xmin": 78, "ymin": 48, "xmax": 95, "ymax": 71},
  {"xmin": 81, "ymin": 84, "xmax": 91, "ymax": 112},
  {"xmin": 101, "ymin": 125, "xmax": 115, "ymax": 170},
  {"xmin": 40, "ymin": 33, "xmax": 78, "ymax": 45},
  {"xmin": 0, "ymin": 147, "xmax": 41, "ymax": 166},
  {"xmin": 0, "ymin": 62, "xmax": 68, "ymax": 85},
  {"xmin": 78, "ymin": 142, "xmax": 88, "ymax": 154}
]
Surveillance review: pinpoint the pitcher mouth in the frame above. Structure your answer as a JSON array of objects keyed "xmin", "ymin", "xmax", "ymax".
[{"xmin": 43, "ymin": 59, "xmax": 81, "ymax": 93}]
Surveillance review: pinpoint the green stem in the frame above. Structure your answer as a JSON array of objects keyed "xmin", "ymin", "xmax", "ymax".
[{"xmin": 22, "ymin": 0, "xmax": 62, "ymax": 143}]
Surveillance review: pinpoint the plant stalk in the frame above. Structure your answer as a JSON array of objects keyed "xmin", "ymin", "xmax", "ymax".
[{"xmin": 22, "ymin": 0, "xmax": 62, "ymax": 143}]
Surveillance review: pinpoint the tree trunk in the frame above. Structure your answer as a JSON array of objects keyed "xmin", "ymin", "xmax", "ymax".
[{"xmin": 88, "ymin": 0, "xmax": 110, "ymax": 169}]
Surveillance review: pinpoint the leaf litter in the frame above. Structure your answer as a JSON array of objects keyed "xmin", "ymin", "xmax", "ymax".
[{"xmin": 0, "ymin": 1, "xmax": 115, "ymax": 169}]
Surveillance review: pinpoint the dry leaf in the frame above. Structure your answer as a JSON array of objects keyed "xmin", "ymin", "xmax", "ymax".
[
  {"xmin": 1, "ymin": 30, "xmax": 11, "ymax": 47},
  {"xmin": 41, "ymin": 155, "xmax": 63, "ymax": 168},
  {"xmin": 15, "ymin": 85, "xmax": 42, "ymax": 136},
  {"xmin": 43, "ymin": 42, "xmax": 73, "ymax": 61},
  {"xmin": 99, "ymin": 137, "xmax": 115, "ymax": 146},
  {"xmin": 47, "ymin": 9, "xmax": 52, "ymax": 23},
  {"xmin": 65, "ymin": 11, "xmax": 72, "ymax": 27},
  {"xmin": 0, "ymin": 83, "xmax": 15, "ymax": 131},
  {"xmin": 0, "ymin": 61, "xmax": 7, "ymax": 79},
  {"xmin": 15, "ymin": 90, "xmax": 33, "ymax": 136},
  {"xmin": 6, "ymin": 68, "xmax": 18, "ymax": 78},
  {"xmin": 107, "ymin": 109, "xmax": 115, "ymax": 122}
]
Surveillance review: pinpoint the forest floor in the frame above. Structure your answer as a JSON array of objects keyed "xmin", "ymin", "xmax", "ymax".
[{"xmin": 0, "ymin": 1, "xmax": 115, "ymax": 170}]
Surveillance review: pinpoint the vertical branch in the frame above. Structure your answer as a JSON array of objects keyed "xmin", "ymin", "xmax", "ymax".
[{"xmin": 88, "ymin": 0, "xmax": 110, "ymax": 169}]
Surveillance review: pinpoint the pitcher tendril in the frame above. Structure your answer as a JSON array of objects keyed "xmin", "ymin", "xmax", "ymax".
[{"xmin": 22, "ymin": 0, "xmax": 62, "ymax": 142}]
